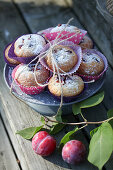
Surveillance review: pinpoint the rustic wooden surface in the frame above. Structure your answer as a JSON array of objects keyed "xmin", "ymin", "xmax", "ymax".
[
  {"xmin": 0, "ymin": 0, "xmax": 113, "ymax": 170},
  {"xmin": 68, "ymin": 0, "xmax": 113, "ymax": 68},
  {"xmin": 0, "ymin": 115, "xmax": 20, "ymax": 170}
]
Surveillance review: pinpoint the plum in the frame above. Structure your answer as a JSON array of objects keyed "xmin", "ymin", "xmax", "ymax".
[
  {"xmin": 32, "ymin": 131, "xmax": 56, "ymax": 156},
  {"xmin": 62, "ymin": 140, "xmax": 86, "ymax": 164}
]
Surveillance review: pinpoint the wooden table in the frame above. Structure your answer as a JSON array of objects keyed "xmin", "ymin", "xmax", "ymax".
[{"xmin": 0, "ymin": 0, "xmax": 113, "ymax": 169}]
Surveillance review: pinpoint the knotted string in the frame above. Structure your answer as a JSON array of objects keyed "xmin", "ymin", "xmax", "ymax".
[
  {"xmin": 33, "ymin": 19, "xmax": 94, "ymax": 115},
  {"xmin": 10, "ymin": 18, "xmax": 95, "ymax": 116}
]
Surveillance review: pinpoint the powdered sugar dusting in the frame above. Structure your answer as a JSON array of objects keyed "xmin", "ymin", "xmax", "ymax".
[
  {"xmin": 54, "ymin": 75, "xmax": 83, "ymax": 92},
  {"xmin": 82, "ymin": 53, "xmax": 102, "ymax": 75},
  {"xmin": 63, "ymin": 76, "xmax": 83, "ymax": 90},
  {"xmin": 50, "ymin": 24, "xmax": 80, "ymax": 33},
  {"xmin": 40, "ymin": 41, "xmax": 82, "ymax": 75},
  {"xmin": 83, "ymin": 53, "xmax": 101, "ymax": 63},
  {"xmin": 15, "ymin": 64, "xmax": 47, "ymax": 80},
  {"xmin": 15, "ymin": 34, "xmax": 46, "ymax": 56},
  {"xmin": 51, "ymin": 47, "xmax": 74, "ymax": 65},
  {"xmin": 15, "ymin": 64, "xmax": 29, "ymax": 79}
]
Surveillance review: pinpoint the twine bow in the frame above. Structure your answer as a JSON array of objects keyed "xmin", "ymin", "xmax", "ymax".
[{"xmin": 10, "ymin": 18, "xmax": 94, "ymax": 116}]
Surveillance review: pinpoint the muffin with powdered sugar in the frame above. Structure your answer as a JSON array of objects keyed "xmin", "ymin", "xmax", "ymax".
[
  {"xmin": 78, "ymin": 35, "xmax": 93, "ymax": 50},
  {"xmin": 12, "ymin": 63, "xmax": 50, "ymax": 95},
  {"xmin": 43, "ymin": 24, "xmax": 87, "ymax": 45},
  {"xmin": 45, "ymin": 45, "xmax": 78, "ymax": 73},
  {"xmin": 77, "ymin": 49, "xmax": 108, "ymax": 80},
  {"xmin": 48, "ymin": 74, "xmax": 84, "ymax": 97},
  {"xmin": 8, "ymin": 34, "xmax": 47, "ymax": 64},
  {"xmin": 50, "ymin": 24, "xmax": 80, "ymax": 33}
]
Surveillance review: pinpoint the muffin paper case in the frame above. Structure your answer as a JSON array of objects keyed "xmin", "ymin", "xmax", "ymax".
[
  {"xmin": 12, "ymin": 64, "xmax": 49, "ymax": 95},
  {"xmin": 4, "ymin": 43, "xmax": 20, "ymax": 67},
  {"xmin": 42, "ymin": 27, "xmax": 87, "ymax": 45},
  {"xmin": 76, "ymin": 49, "xmax": 108, "ymax": 81},
  {"xmin": 39, "ymin": 40, "xmax": 83, "ymax": 76},
  {"xmin": 8, "ymin": 34, "xmax": 47, "ymax": 64}
]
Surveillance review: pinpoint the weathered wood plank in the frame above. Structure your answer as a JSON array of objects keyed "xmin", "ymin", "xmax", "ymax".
[
  {"xmin": 77, "ymin": 69, "xmax": 113, "ymax": 169},
  {"xmin": 0, "ymin": 71, "xmax": 97, "ymax": 170},
  {"xmin": 0, "ymin": 115, "xmax": 20, "ymax": 170},
  {"xmin": 96, "ymin": 0, "xmax": 113, "ymax": 27},
  {"xmin": 0, "ymin": 0, "xmax": 28, "ymax": 43},
  {"xmin": 0, "ymin": 101, "xmax": 97, "ymax": 170},
  {"xmin": 13, "ymin": 0, "xmax": 113, "ymax": 111},
  {"xmin": 0, "ymin": 0, "xmax": 97, "ymax": 169},
  {"xmin": 68, "ymin": 0, "xmax": 113, "ymax": 68},
  {"xmin": 13, "ymin": 0, "xmax": 76, "ymax": 33},
  {"xmin": 0, "ymin": 0, "xmax": 29, "ymax": 169},
  {"xmin": 103, "ymin": 67, "xmax": 113, "ymax": 109},
  {"xmin": 0, "ymin": 0, "xmax": 113, "ymax": 169}
]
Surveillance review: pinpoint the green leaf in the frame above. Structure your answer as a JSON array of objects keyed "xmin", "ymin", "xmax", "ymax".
[
  {"xmin": 80, "ymin": 91, "xmax": 104, "ymax": 108},
  {"xmin": 41, "ymin": 116, "xmax": 45, "ymax": 125},
  {"xmin": 72, "ymin": 91, "xmax": 104, "ymax": 115},
  {"xmin": 50, "ymin": 123, "xmax": 66, "ymax": 135},
  {"xmin": 90, "ymin": 127, "xmax": 99, "ymax": 138},
  {"xmin": 59, "ymin": 127, "xmax": 79, "ymax": 150},
  {"xmin": 16, "ymin": 125, "xmax": 43, "ymax": 139},
  {"xmin": 55, "ymin": 109, "xmax": 62, "ymax": 122},
  {"xmin": 72, "ymin": 103, "xmax": 81, "ymax": 115},
  {"xmin": 107, "ymin": 108, "xmax": 113, "ymax": 128},
  {"xmin": 88, "ymin": 122, "xmax": 113, "ymax": 170}
]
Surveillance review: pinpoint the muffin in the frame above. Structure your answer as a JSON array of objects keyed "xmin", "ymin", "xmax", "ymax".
[
  {"xmin": 78, "ymin": 35, "xmax": 93, "ymax": 50},
  {"xmin": 48, "ymin": 75, "xmax": 84, "ymax": 97},
  {"xmin": 8, "ymin": 34, "xmax": 47, "ymax": 64},
  {"xmin": 43, "ymin": 24, "xmax": 87, "ymax": 44},
  {"xmin": 4, "ymin": 43, "xmax": 20, "ymax": 65},
  {"xmin": 77, "ymin": 51, "xmax": 104, "ymax": 76},
  {"xmin": 50, "ymin": 24, "xmax": 80, "ymax": 33},
  {"xmin": 12, "ymin": 63, "xmax": 50, "ymax": 94},
  {"xmin": 14, "ymin": 34, "xmax": 46, "ymax": 57},
  {"xmin": 45, "ymin": 45, "xmax": 78, "ymax": 73}
]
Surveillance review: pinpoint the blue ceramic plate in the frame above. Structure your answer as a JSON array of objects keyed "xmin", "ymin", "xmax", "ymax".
[{"xmin": 4, "ymin": 64, "xmax": 106, "ymax": 115}]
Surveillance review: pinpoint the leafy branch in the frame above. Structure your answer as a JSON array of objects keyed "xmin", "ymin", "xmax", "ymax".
[
  {"xmin": 16, "ymin": 91, "xmax": 113, "ymax": 170},
  {"xmin": 43, "ymin": 114, "xmax": 113, "ymax": 125}
]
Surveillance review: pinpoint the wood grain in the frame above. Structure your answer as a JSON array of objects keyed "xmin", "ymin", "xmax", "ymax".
[
  {"xmin": 0, "ymin": 115, "xmax": 20, "ymax": 170},
  {"xmin": 0, "ymin": 0, "xmax": 95, "ymax": 170},
  {"xmin": 13, "ymin": 0, "xmax": 81, "ymax": 33},
  {"xmin": 68, "ymin": 0, "xmax": 113, "ymax": 68},
  {"xmin": 0, "ymin": 0, "xmax": 113, "ymax": 169},
  {"xmin": 0, "ymin": 0, "xmax": 97, "ymax": 169}
]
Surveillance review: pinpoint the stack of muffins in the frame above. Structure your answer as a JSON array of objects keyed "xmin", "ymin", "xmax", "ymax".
[{"xmin": 4, "ymin": 24, "xmax": 108, "ymax": 100}]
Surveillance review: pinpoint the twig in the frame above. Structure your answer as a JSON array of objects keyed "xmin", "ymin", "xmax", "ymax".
[{"xmin": 44, "ymin": 116, "xmax": 113, "ymax": 125}]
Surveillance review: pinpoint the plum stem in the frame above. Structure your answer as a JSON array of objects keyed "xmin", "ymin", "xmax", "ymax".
[{"xmin": 80, "ymin": 113, "xmax": 87, "ymax": 122}]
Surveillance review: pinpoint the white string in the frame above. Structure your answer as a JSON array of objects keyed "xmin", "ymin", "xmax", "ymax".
[
  {"xmin": 53, "ymin": 18, "xmax": 74, "ymax": 45},
  {"xmin": 10, "ymin": 18, "xmax": 95, "ymax": 117}
]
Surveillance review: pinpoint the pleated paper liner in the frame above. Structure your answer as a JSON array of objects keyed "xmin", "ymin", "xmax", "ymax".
[
  {"xmin": 12, "ymin": 63, "xmax": 50, "ymax": 95},
  {"xmin": 76, "ymin": 49, "xmax": 108, "ymax": 81},
  {"xmin": 41, "ymin": 26, "xmax": 87, "ymax": 45},
  {"xmin": 4, "ymin": 43, "xmax": 20, "ymax": 67},
  {"xmin": 39, "ymin": 40, "xmax": 82, "ymax": 76}
]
